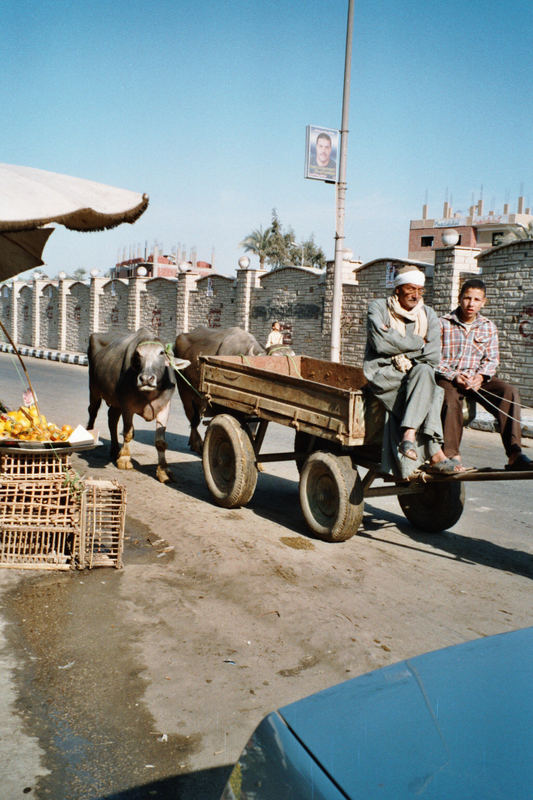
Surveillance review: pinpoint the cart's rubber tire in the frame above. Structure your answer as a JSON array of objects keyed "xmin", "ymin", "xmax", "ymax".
[
  {"xmin": 299, "ymin": 451, "xmax": 364, "ymax": 542},
  {"xmin": 398, "ymin": 481, "xmax": 465, "ymax": 533},
  {"xmin": 202, "ymin": 414, "xmax": 258, "ymax": 508},
  {"xmin": 294, "ymin": 431, "xmax": 339, "ymax": 473}
]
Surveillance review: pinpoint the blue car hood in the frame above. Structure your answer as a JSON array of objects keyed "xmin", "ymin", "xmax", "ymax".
[{"xmin": 278, "ymin": 627, "xmax": 533, "ymax": 799}]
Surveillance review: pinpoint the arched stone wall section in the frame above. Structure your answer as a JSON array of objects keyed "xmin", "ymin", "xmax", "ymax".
[
  {"xmin": 251, "ymin": 267, "xmax": 325, "ymax": 357},
  {"xmin": 188, "ymin": 275, "xmax": 235, "ymax": 331},
  {"xmin": 0, "ymin": 284, "xmax": 11, "ymax": 340},
  {"xmin": 99, "ymin": 279, "xmax": 129, "ymax": 334},
  {"xmin": 39, "ymin": 283, "xmax": 59, "ymax": 349},
  {"xmin": 477, "ymin": 240, "xmax": 533, "ymax": 404},
  {"xmin": 17, "ymin": 285, "xmax": 33, "ymax": 345},
  {"xmin": 140, "ymin": 278, "xmax": 177, "ymax": 344},
  {"xmin": 67, "ymin": 282, "xmax": 91, "ymax": 353}
]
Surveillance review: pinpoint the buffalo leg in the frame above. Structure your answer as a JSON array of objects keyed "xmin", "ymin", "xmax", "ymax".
[
  {"xmin": 87, "ymin": 393, "xmax": 102, "ymax": 431},
  {"xmin": 188, "ymin": 401, "xmax": 203, "ymax": 455},
  {"xmin": 155, "ymin": 402, "xmax": 174, "ymax": 483},
  {"xmin": 116, "ymin": 409, "xmax": 134, "ymax": 470},
  {"xmin": 107, "ymin": 406, "xmax": 122, "ymax": 464}
]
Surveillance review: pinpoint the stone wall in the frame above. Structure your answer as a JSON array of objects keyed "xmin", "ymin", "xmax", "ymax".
[
  {"xmin": 139, "ymin": 278, "xmax": 179, "ymax": 345},
  {"xmin": 2, "ymin": 241, "xmax": 532, "ymax": 402},
  {"xmin": 250, "ymin": 267, "xmax": 325, "ymax": 356},
  {"xmin": 66, "ymin": 282, "xmax": 91, "ymax": 354},
  {"xmin": 477, "ymin": 241, "xmax": 533, "ymax": 405},
  {"xmin": 188, "ymin": 275, "xmax": 236, "ymax": 331}
]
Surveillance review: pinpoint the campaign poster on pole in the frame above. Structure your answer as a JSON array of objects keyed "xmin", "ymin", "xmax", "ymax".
[{"xmin": 305, "ymin": 125, "xmax": 339, "ymax": 182}]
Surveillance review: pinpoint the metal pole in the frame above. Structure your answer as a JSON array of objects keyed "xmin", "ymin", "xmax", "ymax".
[{"xmin": 330, "ymin": 0, "xmax": 354, "ymax": 362}]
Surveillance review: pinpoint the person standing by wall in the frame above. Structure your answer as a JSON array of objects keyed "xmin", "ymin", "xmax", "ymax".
[{"xmin": 265, "ymin": 321, "xmax": 284, "ymax": 351}]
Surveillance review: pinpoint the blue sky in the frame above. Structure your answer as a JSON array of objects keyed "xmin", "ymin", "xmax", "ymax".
[{"xmin": 3, "ymin": 0, "xmax": 533, "ymax": 278}]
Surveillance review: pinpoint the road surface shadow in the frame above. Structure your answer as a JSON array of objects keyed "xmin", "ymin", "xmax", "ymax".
[
  {"xmin": 101, "ymin": 765, "xmax": 232, "ymax": 799},
  {"xmin": 361, "ymin": 502, "xmax": 533, "ymax": 579}
]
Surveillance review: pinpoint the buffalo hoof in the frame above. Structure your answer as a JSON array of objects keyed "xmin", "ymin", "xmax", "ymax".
[
  {"xmin": 189, "ymin": 430, "xmax": 204, "ymax": 456},
  {"xmin": 117, "ymin": 456, "xmax": 133, "ymax": 470},
  {"xmin": 157, "ymin": 466, "xmax": 175, "ymax": 483}
]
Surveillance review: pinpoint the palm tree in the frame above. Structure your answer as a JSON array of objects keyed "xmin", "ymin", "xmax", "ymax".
[{"xmin": 240, "ymin": 226, "xmax": 273, "ymax": 269}]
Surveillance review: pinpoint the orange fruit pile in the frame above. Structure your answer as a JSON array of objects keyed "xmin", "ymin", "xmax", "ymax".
[{"xmin": 0, "ymin": 405, "xmax": 74, "ymax": 442}]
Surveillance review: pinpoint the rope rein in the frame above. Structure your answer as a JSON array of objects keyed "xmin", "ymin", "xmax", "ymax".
[
  {"xmin": 471, "ymin": 387, "xmax": 528, "ymax": 425},
  {"xmin": 475, "ymin": 384, "xmax": 532, "ymax": 414}
]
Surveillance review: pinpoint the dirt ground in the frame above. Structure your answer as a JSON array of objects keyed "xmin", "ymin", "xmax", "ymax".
[{"xmin": 0, "ymin": 359, "xmax": 532, "ymax": 800}]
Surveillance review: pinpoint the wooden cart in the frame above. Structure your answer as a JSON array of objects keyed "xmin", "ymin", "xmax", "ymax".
[{"xmin": 198, "ymin": 354, "xmax": 533, "ymax": 542}]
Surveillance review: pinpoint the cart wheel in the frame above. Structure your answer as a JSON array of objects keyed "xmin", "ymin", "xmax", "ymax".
[
  {"xmin": 294, "ymin": 431, "xmax": 339, "ymax": 473},
  {"xmin": 399, "ymin": 481, "xmax": 465, "ymax": 532},
  {"xmin": 202, "ymin": 414, "xmax": 258, "ymax": 508},
  {"xmin": 299, "ymin": 452, "xmax": 364, "ymax": 542}
]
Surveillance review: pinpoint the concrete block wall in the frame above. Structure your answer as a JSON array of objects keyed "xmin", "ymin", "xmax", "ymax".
[
  {"xmin": 39, "ymin": 283, "xmax": 59, "ymax": 350},
  {"xmin": 188, "ymin": 275, "xmax": 236, "ymax": 331},
  {"xmin": 65, "ymin": 282, "xmax": 91, "ymax": 354},
  {"xmin": 339, "ymin": 259, "xmax": 434, "ymax": 366},
  {"xmin": 477, "ymin": 241, "xmax": 533, "ymax": 405},
  {"xmin": 17, "ymin": 285, "xmax": 33, "ymax": 345},
  {"xmin": 432, "ymin": 246, "xmax": 481, "ymax": 316},
  {"xmin": 1, "ymin": 241, "xmax": 531, "ymax": 403},
  {"xmin": 139, "ymin": 278, "xmax": 179, "ymax": 345},
  {"xmin": 250, "ymin": 267, "xmax": 325, "ymax": 357},
  {"xmin": 98, "ymin": 280, "xmax": 129, "ymax": 334}
]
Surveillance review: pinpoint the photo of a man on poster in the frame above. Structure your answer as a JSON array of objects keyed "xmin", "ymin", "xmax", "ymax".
[{"xmin": 305, "ymin": 125, "xmax": 339, "ymax": 182}]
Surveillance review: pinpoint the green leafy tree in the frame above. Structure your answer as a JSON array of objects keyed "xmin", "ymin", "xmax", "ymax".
[
  {"xmin": 288, "ymin": 235, "xmax": 326, "ymax": 269},
  {"xmin": 266, "ymin": 209, "xmax": 295, "ymax": 269},
  {"xmin": 69, "ymin": 268, "xmax": 87, "ymax": 281},
  {"xmin": 241, "ymin": 210, "xmax": 326, "ymax": 271}
]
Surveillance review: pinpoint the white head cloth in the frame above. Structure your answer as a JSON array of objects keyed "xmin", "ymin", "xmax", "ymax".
[{"xmin": 394, "ymin": 267, "xmax": 425, "ymax": 288}]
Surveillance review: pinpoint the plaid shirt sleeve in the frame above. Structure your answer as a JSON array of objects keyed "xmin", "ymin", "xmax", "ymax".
[{"xmin": 438, "ymin": 315, "xmax": 499, "ymax": 380}]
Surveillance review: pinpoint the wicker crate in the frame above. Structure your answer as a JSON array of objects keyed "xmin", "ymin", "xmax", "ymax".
[
  {"xmin": 0, "ymin": 451, "xmax": 72, "ymax": 480},
  {"xmin": 0, "ymin": 479, "xmax": 79, "ymax": 525},
  {"xmin": 0, "ymin": 524, "xmax": 78, "ymax": 570},
  {"xmin": 79, "ymin": 479, "xmax": 126, "ymax": 569}
]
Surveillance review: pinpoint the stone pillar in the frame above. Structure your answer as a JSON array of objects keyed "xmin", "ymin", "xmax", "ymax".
[
  {"xmin": 432, "ymin": 246, "xmax": 481, "ymax": 316},
  {"xmin": 89, "ymin": 276, "xmax": 106, "ymax": 334},
  {"xmin": 32, "ymin": 276, "xmax": 42, "ymax": 348},
  {"xmin": 235, "ymin": 263, "xmax": 263, "ymax": 331},
  {"xmin": 10, "ymin": 280, "xmax": 18, "ymax": 343},
  {"xmin": 57, "ymin": 273, "xmax": 68, "ymax": 351},
  {"xmin": 127, "ymin": 275, "xmax": 145, "ymax": 331},
  {"xmin": 322, "ymin": 259, "xmax": 335, "ymax": 359},
  {"xmin": 175, "ymin": 272, "xmax": 198, "ymax": 333}
]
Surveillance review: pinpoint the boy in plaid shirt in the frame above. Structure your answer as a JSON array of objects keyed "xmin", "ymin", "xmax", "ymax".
[{"xmin": 437, "ymin": 279, "xmax": 531, "ymax": 471}]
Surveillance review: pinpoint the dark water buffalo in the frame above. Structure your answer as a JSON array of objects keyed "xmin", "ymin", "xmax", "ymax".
[
  {"xmin": 173, "ymin": 326, "xmax": 294, "ymax": 453},
  {"xmin": 87, "ymin": 327, "xmax": 189, "ymax": 482}
]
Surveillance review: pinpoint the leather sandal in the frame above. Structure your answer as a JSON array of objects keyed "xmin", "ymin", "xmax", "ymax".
[
  {"xmin": 505, "ymin": 453, "xmax": 533, "ymax": 471},
  {"xmin": 398, "ymin": 439, "xmax": 418, "ymax": 461},
  {"xmin": 424, "ymin": 458, "xmax": 462, "ymax": 475}
]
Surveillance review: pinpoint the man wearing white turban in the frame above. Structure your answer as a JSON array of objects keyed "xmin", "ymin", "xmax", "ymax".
[{"xmin": 363, "ymin": 265, "xmax": 460, "ymax": 478}]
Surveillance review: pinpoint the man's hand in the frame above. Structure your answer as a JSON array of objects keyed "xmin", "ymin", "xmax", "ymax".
[
  {"xmin": 457, "ymin": 373, "xmax": 483, "ymax": 391},
  {"xmin": 455, "ymin": 374, "xmax": 470, "ymax": 388},
  {"xmin": 466, "ymin": 374, "xmax": 484, "ymax": 391}
]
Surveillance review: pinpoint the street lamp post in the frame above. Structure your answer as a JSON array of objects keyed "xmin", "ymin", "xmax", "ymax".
[{"xmin": 330, "ymin": 0, "xmax": 354, "ymax": 362}]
